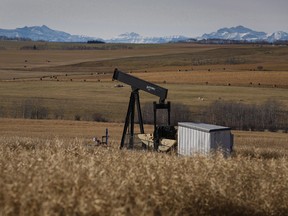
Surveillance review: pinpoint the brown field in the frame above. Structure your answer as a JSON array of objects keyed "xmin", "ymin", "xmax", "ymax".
[
  {"xmin": 0, "ymin": 41, "xmax": 288, "ymax": 215},
  {"xmin": 1, "ymin": 41, "xmax": 288, "ymax": 120},
  {"xmin": 0, "ymin": 119, "xmax": 288, "ymax": 215}
]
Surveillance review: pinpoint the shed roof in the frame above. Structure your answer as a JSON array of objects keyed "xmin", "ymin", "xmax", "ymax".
[{"xmin": 178, "ymin": 122, "xmax": 230, "ymax": 133}]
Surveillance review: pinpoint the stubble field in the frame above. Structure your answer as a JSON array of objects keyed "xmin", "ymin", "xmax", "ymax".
[{"xmin": 0, "ymin": 41, "xmax": 288, "ymax": 215}]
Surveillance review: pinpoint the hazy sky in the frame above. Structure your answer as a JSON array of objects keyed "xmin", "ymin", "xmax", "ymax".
[{"xmin": 1, "ymin": 0, "xmax": 288, "ymax": 39}]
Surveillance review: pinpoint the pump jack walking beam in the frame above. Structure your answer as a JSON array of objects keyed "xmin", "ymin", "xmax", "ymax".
[{"xmin": 113, "ymin": 69, "xmax": 168, "ymax": 103}]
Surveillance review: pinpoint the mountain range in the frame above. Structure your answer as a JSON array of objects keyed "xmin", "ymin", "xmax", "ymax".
[
  {"xmin": 106, "ymin": 32, "xmax": 188, "ymax": 44},
  {"xmin": 0, "ymin": 25, "xmax": 287, "ymax": 43},
  {"xmin": 0, "ymin": 25, "xmax": 102, "ymax": 42},
  {"xmin": 199, "ymin": 25, "xmax": 288, "ymax": 42}
]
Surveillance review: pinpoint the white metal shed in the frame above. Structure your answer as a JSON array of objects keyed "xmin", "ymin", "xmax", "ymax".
[{"xmin": 178, "ymin": 122, "xmax": 233, "ymax": 156}]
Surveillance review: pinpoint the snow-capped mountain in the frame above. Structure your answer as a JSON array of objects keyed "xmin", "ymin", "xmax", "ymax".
[
  {"xmin": 199, "ymin": 25, "xmax": 268, "ymax": 41},
  {"xmin": 0, "ymin": 25, "xmax": 287, "ymax": 43},
  {"xmin": 0, "ymin": 25, "xmax": 103, "ymax": 42},
  {"xmin": 0, "ymin": 26, "xmax": 187, "ymax": 43},
  {"xmin": 106, "ymin": 32, "xmax": 188, "ymax": 44},
  {"xmin": 267, "ymin": 31, "xmax": 288, "ymax": 42}
]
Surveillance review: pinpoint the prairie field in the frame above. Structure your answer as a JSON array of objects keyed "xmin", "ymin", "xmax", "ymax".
[
  {"xmin": 0, "ymin": 119, "xmax": 288, "ymax": 215},
  {"xmin": 0, "ymin": 123, "xmax": 287, "ymax": 215},
  {"xmin": 0, "ymin": 41, "xmax": 288, "ymax": 215},
  {"xmin": 1, "ymin": 41, "xmax": 288, "ymax": 121}
]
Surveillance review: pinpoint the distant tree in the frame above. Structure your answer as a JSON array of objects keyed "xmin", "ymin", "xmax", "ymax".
[
  {"xmin": 74, "ymin": 114, "xmax": 81, "ymax": 121},
  {"xmin": 21, "ymin": 98, "xmax": 49, "ymax": 119},
  {"xmin": 87, "ymin": 40, "xmax": 105, "ymax": 44},
  {"xmin": 202, "ymin": 99, "xmax": 285, "ymax": 131},
  {"xmin": 0, "ymin": 106, "xmax": 3, "ymax": 117},
  {"xmin": 91, "ymin": 113, "xmax": 108, "ymax": 122},
  {"xmin": 53, "ymin": 107, "xmax": 65, "ymax": 119}
]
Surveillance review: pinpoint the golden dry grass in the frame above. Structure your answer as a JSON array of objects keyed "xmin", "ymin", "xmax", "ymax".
[
  {"xmin": 0, "ymin": 118, "xmax": 124, "ymax": 141},
  {"xmin": 0, "ymin": 119, "xmax": 287, "ymax": 215},
  {"xmin": 0, "ymin": 134, "xmax": 287, "ymax": 215}
]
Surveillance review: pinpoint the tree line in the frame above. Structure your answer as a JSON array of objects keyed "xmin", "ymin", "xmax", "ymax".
[
  {"xmin": 0, "ymin": 98, "xmax": 107, "ymax": 122},
  {"xmin": 202, "ymin": 99, "xmax": 287, "ymax": 132},
  {"xmin": 141, "ymin": 99, "xmax": 287, "ymax": 132},
  {"xmin": 0, "ymin": 98, "xmax": 286, "ymax": 132}
]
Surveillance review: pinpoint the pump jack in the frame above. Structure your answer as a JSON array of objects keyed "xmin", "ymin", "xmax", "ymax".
[{"xmin": 112, "ymin": 68, "xmax": 176, "ymax": 151}]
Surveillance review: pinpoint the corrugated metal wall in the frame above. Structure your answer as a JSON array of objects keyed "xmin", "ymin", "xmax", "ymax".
[
  {"xmin": 210, "ymin": 130, "xmax": 232, "ymax": 156},
  {"xmin": 178, "ymin": 126, "xmax": 210, "ymax": 156}
]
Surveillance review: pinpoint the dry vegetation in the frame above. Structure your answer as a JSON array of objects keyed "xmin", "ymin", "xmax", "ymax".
[
  {"xmin": 0, "ymin": 120, "xmax": 288, "ymax": 215},
  {"xmin": 0, "ymin": 135, "xmax": 288, "ymax": 216},
  {"xmin": 0, "ymin": 41, "xmax": 288, "ymax": 215}
]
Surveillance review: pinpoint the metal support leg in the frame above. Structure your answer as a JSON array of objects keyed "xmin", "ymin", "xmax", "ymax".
[
  {"xmin": 129, "ymin": 93, "xmax": 135, "ymax": 149},
  {"xmin": 120, "ymin": 90, "xmax": 145, "ymax": 150},
  {"xmin": 153, "ymin": 101, "xmax": 171, "ymax": 151},
  {"xmin": 135, "ymin": 93, "xmax": 144, "ymax": 134},
  {"xmin": 120, "ymin": 92, "xmax": 135, "ymax": 149}
]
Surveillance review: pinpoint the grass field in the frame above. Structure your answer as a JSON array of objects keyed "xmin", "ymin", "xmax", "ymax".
[
  {"xmin": 1, "ymin": 41, "xmax": 288, "ymax": 120},
  {"xmin": 0, "ymin": 41, "xmax": 288, "ymax": 215},
  {"xmin": 0, "ymin": 81, "xmax": 287, "ymax": 122},
  {"xmin": 0, "ymin": 119, "xmax": 287, "ymax": 215}
]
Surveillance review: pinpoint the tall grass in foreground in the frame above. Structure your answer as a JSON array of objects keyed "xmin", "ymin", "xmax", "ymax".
[{"xmin": 0, "ymin": 137, "xmax": 287, "ymax": 215}]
